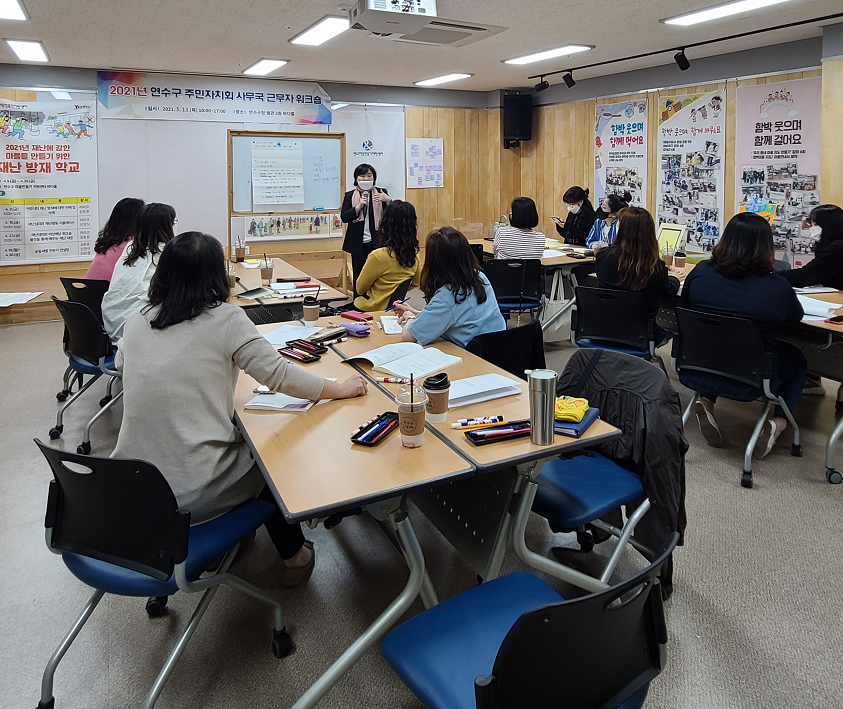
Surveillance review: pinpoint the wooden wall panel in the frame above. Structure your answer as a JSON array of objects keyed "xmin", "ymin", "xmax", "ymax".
[{"xmin": 822, "ymin": 59, "xmax": 843, "ymax": 207}]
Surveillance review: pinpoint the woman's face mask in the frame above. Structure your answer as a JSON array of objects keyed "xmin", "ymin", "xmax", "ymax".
[
  {"xmin": 566, "ymin": 202, "xmax": 582, "ymax": 214},
  {"xmin": 357, "ymin": 179, "xmax": 374, "ymax": 191}
]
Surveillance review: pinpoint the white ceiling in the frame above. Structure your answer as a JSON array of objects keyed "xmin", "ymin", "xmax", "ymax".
[{"xmin": 0, "ymin": 0, "xmax": 838, "ymax": 91}]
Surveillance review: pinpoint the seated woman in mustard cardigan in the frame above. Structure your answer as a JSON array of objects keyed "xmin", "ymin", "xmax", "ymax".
[{"xmin": 354, "ymin": 200, "xmax": 421, "ymax": 312}]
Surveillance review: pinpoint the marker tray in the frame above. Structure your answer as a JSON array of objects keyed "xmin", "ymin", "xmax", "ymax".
[{"xmin": 351, "ymin": 411, "xmax": 399, "ymax": 447}]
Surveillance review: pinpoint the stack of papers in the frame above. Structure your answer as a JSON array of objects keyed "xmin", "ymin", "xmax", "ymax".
[
  {"xmin": 797, "ymin": 294, "xmax": 838, "ymax": 321},
  {"xmin": 270, "ymin": 282, "xmax": 321, "ymax": 294},
  {"xmin": 0, "ymin": 292, "xmax": 42, "ymax": 307},
  {"xmin": 542, "ymin": 249, "xmax": 564, "ymax": 258},
  {"xmin": 794, "ymin": 286, "xmax": 838, "ymax": 294},
  {"xmin": 346, "ymin": 342, "xmax": 462, "ymax": 379},
  {"xmin": 448, "ymin": 374, "xmax": 521, "ymax": 408},
  {"xmin": 244, "ymin": 378, "xmax": 335, "ymax": 413},
  {"xmin": 263, "ymin": 325, "xmax": 323, "ymax": 346}
]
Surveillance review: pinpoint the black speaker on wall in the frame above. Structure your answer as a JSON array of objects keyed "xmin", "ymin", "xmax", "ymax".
[{"xmin": 503, "ymin": 94, "xmax": 532, "ymax": 147}]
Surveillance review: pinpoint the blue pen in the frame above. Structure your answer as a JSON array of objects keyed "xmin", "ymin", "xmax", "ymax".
[
  {"xmin": 359, "ymin": 419, "xmax": 388, "ymax": 442},
  {"xmin": 385, "ymin": 297, "xmax": 411, "ymax": 313}
]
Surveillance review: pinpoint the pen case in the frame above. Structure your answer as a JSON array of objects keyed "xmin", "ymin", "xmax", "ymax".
[
  {"xmin": 341, "ymin": 310, "xmax": 373, "ymax": 322},
  {"xmin": 310, "ymin": 327, "xmax": 348, "ymax": 343},
  {"xmin": 278, "ymin": 347, "xmax": 321, "ymax": 363},
  {"xmin": 465, "ymin": 425, "xmax": 532, "ymax": 446},
  {"xmin": 285, "ymin": 339, "xmax": 328, "ymax": 355},
  {"xmin": 343, "ymin": 323, "xmax": 370, "ymax": 337},
  {"xmin": 351, "ymin": 412, "xmax": 399, "ymax": 447}
]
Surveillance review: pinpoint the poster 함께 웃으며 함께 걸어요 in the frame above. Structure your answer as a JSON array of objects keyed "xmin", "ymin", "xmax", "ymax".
[{"xmin": 595, "ymin": 99, "xmax": 648, "ymax": 209}]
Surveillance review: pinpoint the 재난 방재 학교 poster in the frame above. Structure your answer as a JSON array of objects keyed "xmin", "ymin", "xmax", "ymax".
[{"xmin": 657, "ymin": 90, "xmax": 725, "ymax": 253}]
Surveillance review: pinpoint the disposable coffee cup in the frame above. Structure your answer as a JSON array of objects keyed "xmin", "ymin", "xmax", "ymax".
[
  {"xmin": 260, "ymin": 259, "xmax": 274, "ymax": 285},
  {"xmin": 302, "ymin": 296, "xmax": 320, "ymax": 324},
  {"xmin": 661, "ymin": 247, "xmax": 674, "ymax": 268},
  {"xmin": 396, "ymin": 386, "xmax": 428, "ymax": 448},
  {"xmin": 235, "ymin": 247, "xmax": 246, "ymax": 263},
  {"xmin": 227, "ymin": 270, "xmax": 237, "ymax": 289},
  {"xmin": 423, "ymin": 372, "xmax": 450, "ymax": 423},
  {"xmin": 674, "ymin": 252, "xmax": 686, "ymax": 268}
]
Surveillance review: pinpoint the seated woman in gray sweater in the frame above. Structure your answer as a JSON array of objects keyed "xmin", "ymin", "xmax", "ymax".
[{"xmin": 113, "ymin": 232, "xmax": 368, "ymax": 587}]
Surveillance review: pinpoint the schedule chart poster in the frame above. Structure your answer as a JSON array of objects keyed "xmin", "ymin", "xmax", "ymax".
[
  {"xmin": 406, "ymin": 138, "xmax": 444, "ymax": 188},
  {"xmin": 735, "ymin": 78, "xmax": 821, "ymax": 267},
  {"xmin": 0, "ymin": 100, "xmax": 98, "ymax": 263},
  {"xmin": 97, "ymin": 72, "xmax": 332, "ymax": 125},
  {"xmin": 594, "ymin": 99, "xmax": 648, "ymax": 207},
  {"xmin": 656, "ymin": 90, "xmax": 726, "ymax": 253}
]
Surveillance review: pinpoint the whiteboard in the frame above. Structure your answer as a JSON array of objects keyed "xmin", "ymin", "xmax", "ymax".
[{"xmin": 230, "ymin": 133, "xmax": 343, "ymax": 213}]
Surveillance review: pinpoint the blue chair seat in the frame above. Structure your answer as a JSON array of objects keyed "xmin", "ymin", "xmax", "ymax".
[
  {"xmin": 498, "ymin": 298, "xmax": 542, "ymax": 313},
  {"xmin": 68, "ymin": 352, "xmax": 116, "ymax": 376},
  {"xmin": 383, "ymin": 572, "xmax": 563, "ymax": 709},
  {"xmin": 576, "ymin": 338, "xmax": 650, "ymax": 358},
  {"xmin": 533, "ymin": 452, "xmax": 646, "ymax": 530},
  {"xmin": 63, "ymin": 498, "xmax": 274, "ymax": 597}
]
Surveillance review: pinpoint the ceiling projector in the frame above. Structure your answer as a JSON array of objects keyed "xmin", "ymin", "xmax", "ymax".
[{"xmin": 349, "ymin": 0, "xmax": 437, "ymax": 35}]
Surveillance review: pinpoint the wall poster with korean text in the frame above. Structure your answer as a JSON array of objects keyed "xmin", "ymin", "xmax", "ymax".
[
  {"xmin": 594, "ymin": 99, "xmax": 647, "ymax": 208},
  {"xmin": 656, "ymin": 90, "xmax": 725, "ymax": 253},
  {"xmin": 735, "ymin": 77, "xmax": 821, "ymax": 267},
  {"xmin": 1, "ymin": 99, "xmax": 98, "ymax": 264}
]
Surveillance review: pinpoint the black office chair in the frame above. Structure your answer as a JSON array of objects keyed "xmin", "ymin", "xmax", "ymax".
[
  {"xmin": 469, "ymin": 243, "xmax": 486, "ymax": 269},
  {"xmin": 382, "ymin": 532, "xmax": 680, "ymax": 709},
  {"xmin": 673, "ymin": 307, "xmax": 801, "ymax": 488},
  {"xmin": 57, "ymin": 277, "xmax": 109, "ymax": 402},
  {"xmin": 569, "ymin": 262, "xmax": 596, "ymax": 289},
  {"xmin": 50, "ymin": 297, "xmax": 122, "ymax": 454},
  {"xmin": 465, "ymin": 320, "xmax": 545, "ymax": 381},
  {"xmin": 386, "ymin": 277, "xmax": 413, "ymax": 309},
  {"xmin": 484, "ymin": 259, "xmax": 542, "ymax": 324},
  {"xmin": 241, "ymin": 302, "xmax": 299, "ymax": 325},
  {"xmin": 33, "ymin": 440, "xmax": 291, "ymax": 709},
  {"xmin": 573, "ymin": 287, "xmax": 658, "ymax": 360}
]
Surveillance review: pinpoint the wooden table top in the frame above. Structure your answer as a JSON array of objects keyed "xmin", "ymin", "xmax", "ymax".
[
  {"xmin": 327, "ymin": 312, "xmax": 621, "ymax": 471},
  {"xmin": 468, "ymin": 238, "xmax": 595, "ymax": 268},
  {"xmin": 230, "ymin": 258, "xmax": 346, "ymax": 306},
  {"xmin": 0, "ymin": 267, "xmax": 87, "ymax": 304},
  {"xmin": 797, "ymin": 291, "xmax": 843, "ymax": 333},
  {"xmin": 234, "ymin": 325, "xmax": 473, "ymax": 521}
]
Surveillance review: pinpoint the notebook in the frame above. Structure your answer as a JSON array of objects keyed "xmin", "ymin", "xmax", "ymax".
[
  {"xmin": 346, "ymin": 342, "xmax": 462, "ymax": 379},
  {"xmin": 379, "ymin": 315, "xmax": 403, "ymax": 335},
  {"xmin": 554, "ymin": 407, "xmax": 600, "ymax": 438},
  {"xmin": 243, "ymin": 379, "xmax": 335, "ymax": 413},
  {"xmin": 448, "ymin": 374, "xmax": 522, "ymax": 409}
]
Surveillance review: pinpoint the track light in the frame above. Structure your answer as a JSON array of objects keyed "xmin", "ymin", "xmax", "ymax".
[
  {"xmin": 674, "ymin": 49, "xmax": 691, "ymax": 71},
  {"xmin": 562, "ymin": 71, "xmax": 576, "ymax": 88},
  {"xmin": 535, "ymin": 77, "xmax": 550, "ymax": 92}
]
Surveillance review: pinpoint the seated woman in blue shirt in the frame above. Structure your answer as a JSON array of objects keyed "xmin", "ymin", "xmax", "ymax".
[
  {"xmin": 585, "ymin": 192, "xmax": 630, "ymax": 249},
  {"xmin": 679, "ymin": 212, "xmax": 806, "ymax": 459},
  {"xmin": 393, "ymin": 226, "xmax": 506, "ymax": 348}
]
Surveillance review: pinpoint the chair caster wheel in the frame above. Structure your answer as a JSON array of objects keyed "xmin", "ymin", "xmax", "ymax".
[
  {"xmin": 37, "ymin": 698, "xmax": 55, "ymax": 709},
  {"xmin": 576, "ymin": 530, "xmax": 595, "ymax": 553},
  {"xmin": 791, "ymin": 444, "xmax": 803, "ymax": 457},
  {"xmin": 98, "ymin": 395, "xmax": 112, "ymax": 407},
  {"xmin": 741, "ymin": 471, "xmax": 753, "ymax": 489},
  {"xmin": 145, "ymin": 596, "xmax": 169, "ymax": 617},
  {"xmin": 77, "ymin": 442, "xmax": 91, "ymax": 455},
  {"xmin": 272, "ymin": 628, "xmax": 294, "ymax": 658},
  {"xmin": 826, "ymin": 468, "xmax": 843, "ymax": 485},
  {"xmin": 49, "ymin": 426, "xmax": 63, "ymax": 440},
  {"xmin": 56, "ymin": 391, "xmax": 68, "ymax": 402}
]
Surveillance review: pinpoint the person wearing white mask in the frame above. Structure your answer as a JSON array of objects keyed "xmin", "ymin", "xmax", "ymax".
[
  {"xmin": 341, "ymin": 163, "xmax": 391, "ymax": 297},
  {"xmin": 552, "ymin": 185, "xmax": 598, "ymax": 247},
  {"xmin": 586, "ymin": 192, "xmax": 630, "ymax": 250}
]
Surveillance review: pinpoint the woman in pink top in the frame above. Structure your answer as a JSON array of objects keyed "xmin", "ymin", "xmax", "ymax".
[{"xmin": 86, "ymin": 198, "xmax": 144, "ymax": 282}]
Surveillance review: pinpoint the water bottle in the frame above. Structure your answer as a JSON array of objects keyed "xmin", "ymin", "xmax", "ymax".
[{"xmin": 526, "ymin": 369, "xmax": 558, "ymax": 446}]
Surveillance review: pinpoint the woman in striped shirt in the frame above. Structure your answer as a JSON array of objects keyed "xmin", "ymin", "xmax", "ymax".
[{"xmin": 494, "ymin": 197, "xmax": 545, "ymax": 259}]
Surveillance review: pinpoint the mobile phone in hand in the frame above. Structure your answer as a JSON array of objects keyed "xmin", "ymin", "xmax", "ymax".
[{"xmin": 551, "ymin": 216, "xmax": 564, "ymax": 225}]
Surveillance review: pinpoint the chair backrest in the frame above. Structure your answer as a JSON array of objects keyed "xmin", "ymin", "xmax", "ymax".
[
  {"xmin": 35, "ymin": 439, "xmax": 190, "ymax": 581},
  {"xmin": 60, "ymin": 277, "xmax": 109, "ymax": 324},
  {"xmin": 574, "ymin": 287, "xmax": 652, "ymax": 351},
  {"xmin": 484, "ymin": 259, "xmax": 542, "ymax": 304},
  {"xmin": 241, "ymin": 302, "xmax": 298, "ymax": 325},
  {"xmin": 477, "ymin": 533, "xmax": 679, "ymax": 709},
  {"xmin": 673, "ymin": 307, "xmax": 768, "ymax": 388},
  {"xmin": 51, "ymin": 297, "xmax": 113, "ymax": 366},
  {"xmin": 470, "ymin": 243, "xmax": 486, "ymax": 268},
  {"xmin": 569, "ymin": 262, "xmax": 596, "ymax": 289},
  {"xmin": 387, "ymin": 278, "xmax": 413, "ymax": 308},
  {"xmin": 466, "ymin": 319, "xmax": 545, "ymax": 380}
]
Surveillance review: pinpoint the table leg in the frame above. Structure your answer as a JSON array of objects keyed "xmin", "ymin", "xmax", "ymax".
[
  {"xmin": 373, "ymin": 515, "xmax": 439, "ymax": 609},
  {"xmin": 290, "ymin": 501, "xmax": 426, "ymax": 709}
]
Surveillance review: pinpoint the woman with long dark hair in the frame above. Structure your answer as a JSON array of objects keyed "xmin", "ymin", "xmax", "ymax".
[
  {"xmin": 586, "ymin": 192, "xmax": 631, "ymax": 249},
  {"xmin": 393, "ymin": 226, "xmax": 505, "ymax": 347},
  {"xmin": 354, "ymin": 200, "xmax": 420, "ymax": 312},
  {"xmin": 102, "ymin": 202, "xmax": 176, "ymax": 340},
  {"xmin": 782, "ymin": 204, "xmax": 843, "ymax": 289},
  {"xmin": 553, "ymin": 186, "xmax": 597, "ymax": 247},
  {"xmin": 596, "ymin": 206, "xmax": 679, "ymax": 316},
  {"xmin": 113, "ymin": 232, "xmax": 368, "ymax": 586},
  {"xmin": 86, "ymin": 197, "xmax": 144, "ymax": 281},
  {"xmin": 341, "ymin": 163, "xmax": 391, "ymax": 297},
  {"xmin": 679, "ymin": 212, "xmax": 806, "ymax": 458}
]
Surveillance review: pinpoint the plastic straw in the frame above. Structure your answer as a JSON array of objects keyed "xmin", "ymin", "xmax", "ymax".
[
  {"xmin": 263, "ymin": 252, "xmax": 268, "ymax": 268},
  {"xmin": 410, "ymin": 374, "xmax": 414, "ymax": 404},
  {"xmin": 315, "ymin": 285, "xmax": 321, "ymax": 300}
]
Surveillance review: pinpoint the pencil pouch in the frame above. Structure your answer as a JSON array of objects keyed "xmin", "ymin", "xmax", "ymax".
[
  {"xmin": 343, "ymin": 323, "xmax": 371, "ymax": 337},
  {"xmin": 341, "ymin": 310, "xmax": 373, "ymax": 322},
  {"xmin": 351, "ymin": 412, "xmax": 399, "ymax": 447},
  {"xmin": 464, "ymin": 426, "xmax": 532, "ymax": 446}
]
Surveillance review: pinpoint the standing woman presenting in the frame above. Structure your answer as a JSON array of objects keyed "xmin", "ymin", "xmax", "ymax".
[
  {"xmin": 341, "ymin": 163, "xmax": 391, "ymax": 297},
  {"xmin": 552, "ymin": 186, "xmax": 597, "ymax": 247}
]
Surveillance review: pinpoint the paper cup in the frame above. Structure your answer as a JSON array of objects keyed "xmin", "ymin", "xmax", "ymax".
[
  {"xmin": 235, "ymin": 247, "xmax": 246, "ymax": 263},
  {"xmin": 396, "ymin": 389, "xmax": 428, "ymax": 448},
  {"xmin": 674, "ymin": 252, "xmax": 686, "ymax": 268},
  {"xmin": 260, "ymin": 260, "xmax": 274, "ymax": 285},
  {"xmin": 423, "ymin": 372, "xmax": 450, "ymax": 423},
  {"xmin": 303, "ymin": 297, "xmax": 320, "ymax": 324}
]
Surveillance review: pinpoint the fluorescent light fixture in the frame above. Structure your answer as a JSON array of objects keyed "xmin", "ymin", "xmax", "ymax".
[
  {"xmin": 504, "ymin": 44, "xmax": 591, "ymax": 66},
  {"xmin": 290, "ymin": 17, "xmax": 349, "ymax": 46},
  {"xmin": 663, "ymin": 0, "xmax": 789, "ymax": 26},
  {"xmin": 414, "ymin": 73, "xmax": 472, "ymax": 87},
  {"xmin": 50, "ymin": 91, "xmax": 72, "ymax": 100},
  {"xmin": 331, "ymin": 102, "xmax": 349, "ymax": 110},
  {"xmin": 5, "ymin": 39, "xmax": 48, "ymax": 62},
  {"xmin": 0, "ymin": 0, "xmax": 27, "ymax": 21},
  {"xmin": 242, "ymin": 59, "xmax": 288, "ymax": 76}
]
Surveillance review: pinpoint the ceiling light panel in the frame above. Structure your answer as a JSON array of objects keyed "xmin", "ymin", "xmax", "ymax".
[
  {"xmin": 504, "ymin": 44, "xmax": 592, "ymax": 65},
  {"xmin": 663, "ymin": 0, "xmax": 790, "ymax": 27},
  {"xmin": 6, "ymin": 39, "xmax": 48, "ymax": 62},
  {"xmin": 242, "ymin": 59, "xmax": 288, "ymax": 76},
  {"xmin": 50, "ymin": 91, "xmax": 72, "ymax": 100},
  {"xmin": 414, "ymin": 73, "xmax": 472, "ymax": 86},
  {"xmin": 0, "ymin": 0, "xmax": 26, "ymax": 21},
  {"xmin": 290, "ymin": 17, "xmax": 350, "ymax": 46}
]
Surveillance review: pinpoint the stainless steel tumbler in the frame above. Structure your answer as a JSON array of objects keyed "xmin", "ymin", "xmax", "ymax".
[{"xmin": 527, "ymin": 369, "xmax": 558, "ymax": 446}]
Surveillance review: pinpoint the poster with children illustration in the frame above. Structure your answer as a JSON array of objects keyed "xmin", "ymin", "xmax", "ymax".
[
  {"xmin": 735, "ymin": 78, "xmax": 821, "ymax": 267},
  {"xmin": 1, "ymin": 100, "xmax": 98, "ymax": 263},
  {"xmin": 594, "ymin": 99, "xmax": 647, "ymax": 207},
  {"xmin": 656, "ymin": 91, "xmax": 725, "ymax": 254}
]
